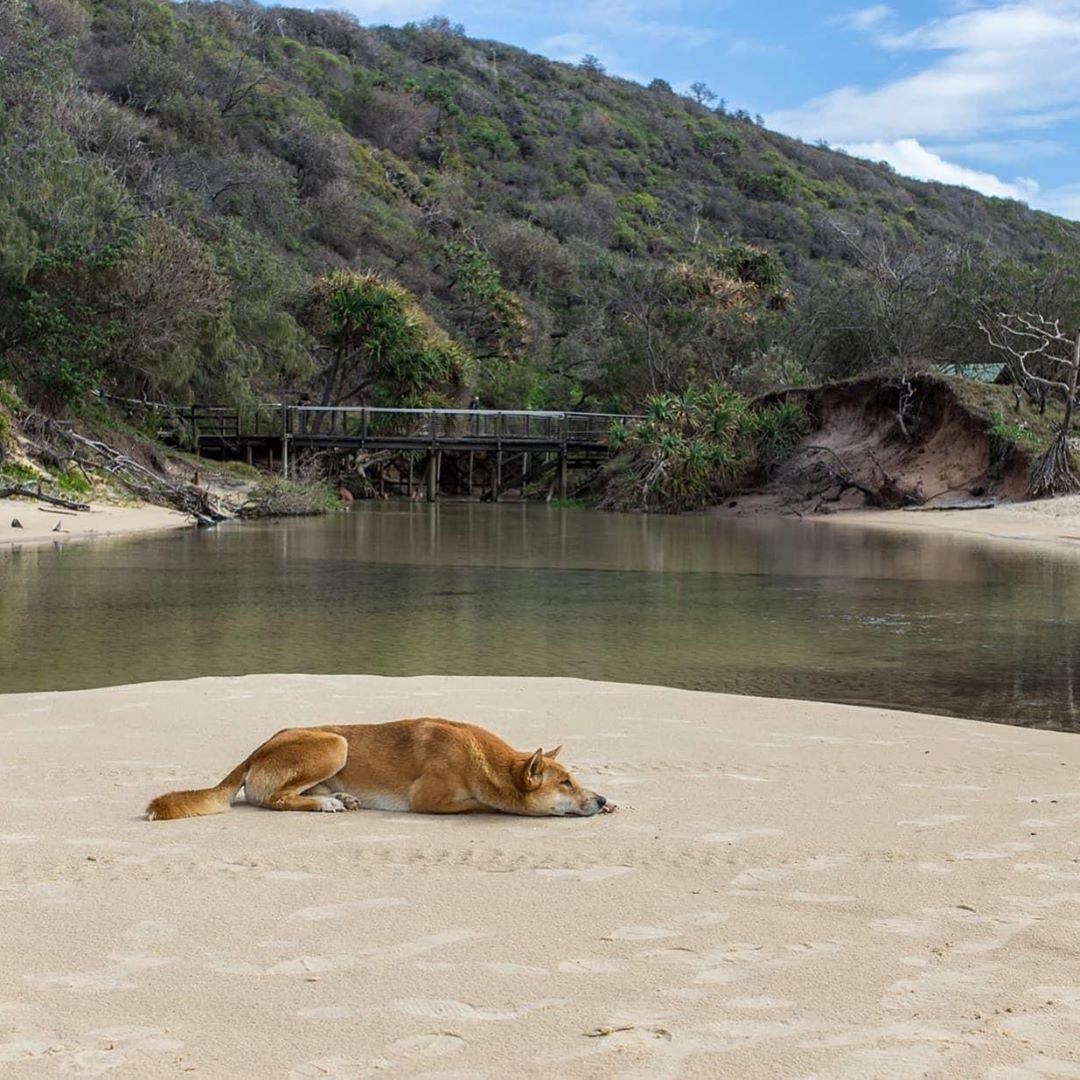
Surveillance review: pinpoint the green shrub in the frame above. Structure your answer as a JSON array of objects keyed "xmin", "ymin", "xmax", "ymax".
[
  {"xmin": 988, "ymin": 410, "xmax": 1041, "ymax": 452},
  {"xmin": 734, "ymin": 169, "xmax": 797, "ymax": 202},
  {"xmin": 599, "ymin": 386, "xmax": 807, "ymax": 512},
  {"xmin": 56, "ymin": 467, "xmax": 92, "ymax": 495},
  {"xmin": 237, "ymin": 477, "xmax": 339, "ymax": 517}
]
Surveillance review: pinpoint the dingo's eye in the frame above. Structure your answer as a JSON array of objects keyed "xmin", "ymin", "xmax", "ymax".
[{"xmin": 560, "ymin": 779, "xmax": 574, "ymax": 789}]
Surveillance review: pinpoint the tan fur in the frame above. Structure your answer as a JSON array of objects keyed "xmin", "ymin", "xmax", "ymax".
[{"xmin": 146, "ymin": 718, "xmax": 607, "ymax": 821}]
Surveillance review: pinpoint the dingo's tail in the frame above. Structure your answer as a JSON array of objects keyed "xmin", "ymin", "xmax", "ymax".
[{"xmin": 146, "ymin": 758, "xmax": 249, "ymax": 820}]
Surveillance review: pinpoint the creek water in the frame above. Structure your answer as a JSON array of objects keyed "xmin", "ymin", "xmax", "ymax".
[{"xmin": 2, "ymin": 502, "xmax": 1078, "ymax": 729}]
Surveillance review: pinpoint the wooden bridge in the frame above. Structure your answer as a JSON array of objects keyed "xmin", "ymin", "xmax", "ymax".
[{"xmin": 125, "ymin": 400, "xmax": 638, "ymax": 501}]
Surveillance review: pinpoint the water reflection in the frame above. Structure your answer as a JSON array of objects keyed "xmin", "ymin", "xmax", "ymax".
[{"xmin": 1, "ymin": 503, "xmax": 1078, "ymax": 729}]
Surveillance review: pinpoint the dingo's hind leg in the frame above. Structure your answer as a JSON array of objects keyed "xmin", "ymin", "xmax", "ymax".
[{"xmin": 242, "ymin": 729, "xmax": 350, "ymax": 813}]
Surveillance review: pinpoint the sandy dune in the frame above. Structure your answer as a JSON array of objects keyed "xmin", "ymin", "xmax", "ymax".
[
  {"xmin": 3, "ymin": 675, "xmax": 1080, "ymax": 1077},
  {"xmin": 0, "ymin": 498, "xmax": 190, "ymax": 548}
]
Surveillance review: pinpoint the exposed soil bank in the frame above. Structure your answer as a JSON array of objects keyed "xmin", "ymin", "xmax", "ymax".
[
  {"xmin": 722, "ymin": 374, "xmax": 1038, "ymax": 517},
  {"xmin": 4, "ymin": 674, "xmax": 1080, "ymax": 1077}
]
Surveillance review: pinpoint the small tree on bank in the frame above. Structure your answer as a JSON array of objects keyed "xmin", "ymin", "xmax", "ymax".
[{"xmin": 981, "ymin": 311, "xmax": 1080, "ymax": 495}]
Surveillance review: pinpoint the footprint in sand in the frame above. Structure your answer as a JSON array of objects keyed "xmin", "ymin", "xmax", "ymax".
[
  {"xmin": 558, "ymin": 958, "xmax": 628, "ymax": 974},
  {"xmin": 290, "ymin": 1055, "xmax": 390, "ymax": 1078},
  {"xmin": 605, "ymin": 924, "xmax": 679, "ymax": 941},
  {"xmin": 388, "ymin": 1032, "xmax": 468, "ymax": 1059},
  {"xmin": 296, "ymin": 1006, "xmax": 359, "ymax": 1020},
  {"xmin": 26, "ymin": 954, "xmax": 174, "ymax": 991},
  {"xmin": 289, "ymin": 897, "xmax": 408, "ymax": 921},
  {"xmin": 897, "ymin": 814, "xmax": 967, "ymax": 828},
  {"xmin": 358, "ymin": 929, "xmax": 482, "ymax": 960},
  {"xmin": 480, "ymin": 961, "xmax": 549, "ymax": 975},
  {"xmin": 124, "ymin": 920, "xmax": 178, "ymax": 946},
  {"xmin": 989, "ymin": 1057, "xmax": 1080, "ymax": 1079},
  {"xmin": 534, "ymin": 866, "xmax": 632, "ymax": 882},
  {"xmin": 395, "ymin": 998, "xmax": 566, "ymax": 1021},
  {"xmin": 702, "ymin": 827, "xmax": 784, "ymax": 844},
  {"xmin": 723, "ymin": 996, "xmax": 797, "ymax": 1010},
  {"xmin": 605, "ymin": 912, "xmax": 728, "ymax": 941},
  {"xmin": 211, "ymin": 955, "xmax": 354, "ymax": 977}
]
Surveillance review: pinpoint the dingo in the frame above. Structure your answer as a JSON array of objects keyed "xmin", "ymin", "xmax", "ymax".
[{"xmin": 146, "ymin": 718, "xmax": 609, "ymax": 820}]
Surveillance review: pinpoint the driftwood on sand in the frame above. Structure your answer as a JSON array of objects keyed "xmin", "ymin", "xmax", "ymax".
[
  {"xmin": 0, "ymin": 483, "xmax": 90, "ymax": 511},
  {"xmin": 19, "ymin": 416, "xmax": 229, "ymax": 527}
]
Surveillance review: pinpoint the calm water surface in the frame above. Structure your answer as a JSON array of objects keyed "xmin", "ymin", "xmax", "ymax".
[{"xmin": 2, "ymin": 503, "xmax": 1078, "ymax": 728}]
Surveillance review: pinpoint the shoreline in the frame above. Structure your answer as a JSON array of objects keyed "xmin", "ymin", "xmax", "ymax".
[
  {"xmin": 805, "ymin": 495, "xmax": 1080, "ymax": 554},
  {"xmin": 3, "ymin": 673, "xmax": 1080, "ymax": 1076},
  {"xmin": 0, "ymin": 497, "xmax": 193, "ymax": 549},
  {"xmin": 6, "ymin": 489, "xmax": 1080, "ymax": 560}
]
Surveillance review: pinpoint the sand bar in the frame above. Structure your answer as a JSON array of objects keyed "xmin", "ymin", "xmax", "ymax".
[
  {"xmin": 810, "ymin": 495, "xmax": 1080, "ymax": 556},
  {"xmin": 0, "ymin": 498, "xmax": 191, "ymax": 549},
  {"xmin": 2, "ymin": 674, "xmax": 1080, "ymax": 1078}
]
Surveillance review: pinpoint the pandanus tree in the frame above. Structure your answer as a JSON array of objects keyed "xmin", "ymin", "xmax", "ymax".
[
  {"xmin": 308, "ymin": 269, "xmax": 472, "ymax": 409},
  {"xmin": 981, "ymin": 312, "xmax": 1080, "ymax": 495}
]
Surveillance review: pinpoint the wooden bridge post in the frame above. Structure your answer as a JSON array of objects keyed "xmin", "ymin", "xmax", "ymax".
[
  {"xmin": 191, "ymin": 405, "xmax": 201, "ymax": 458},
  {"xmin": 281, "ymin": 403, "xmax": 289, "ymax": 478},
  {"xmin": 426, "ymin": 453, "xmax": 438, "ymax": 502},
  {"xmin": 558, "ymin": 412, "xmax": 568, "ymax": 499},
  {"xmin": 493, "ymin": 412, "xmax": 503, "ymax": 503},
  {"xmin": 467, "ymin": 451, "xmax": 474, "ymax": 497}
]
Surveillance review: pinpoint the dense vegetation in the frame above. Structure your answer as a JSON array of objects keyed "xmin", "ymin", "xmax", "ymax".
[
  {"xmin": 601, "ymin": 389, "xmax": 807, "ymax": 512},
  {"xmin": 5, "ymin": 0, "xmax": 1080, "ymax": 419}
]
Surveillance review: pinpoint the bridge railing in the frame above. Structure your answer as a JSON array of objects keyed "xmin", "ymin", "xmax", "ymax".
[
  {"xmin": 94, "ymin": 392, "xmax": 639, "ymax": 445},
  {"xmin": 283, "ymin": 406, "xmax": 638, "ymax": 443}
]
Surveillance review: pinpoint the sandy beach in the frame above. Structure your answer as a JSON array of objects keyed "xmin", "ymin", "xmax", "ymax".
[
  {"xmin": 810, "ymin": 496, "xmax": 1080, "ymax": 556},
  {"xmin": 3, "ymin": 675, "xmax": 1080, "ymax": 1077},
  {"xmin": 0, "ymin": 498, "xmax": 191, "ymax": 549}
]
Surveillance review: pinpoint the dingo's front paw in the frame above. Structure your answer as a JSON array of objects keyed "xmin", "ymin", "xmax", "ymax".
[
  {"xmin": 335, "ymin": 793, "xmax": 361, "ymax": 811},
  {"xmin": 317, "ymin": 796, "xmax": 346, "ymax": 812}
]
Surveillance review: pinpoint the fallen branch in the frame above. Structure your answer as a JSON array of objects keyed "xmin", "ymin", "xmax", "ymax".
[
  {"xmin": 0, "ymin": 483, "xmax": 90, "ymax": 511},
  {"xmin": 24, "ymin": 420, "xmax": 229, "ymax": 526}
]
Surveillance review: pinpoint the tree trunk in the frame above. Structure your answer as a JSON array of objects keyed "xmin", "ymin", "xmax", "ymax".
[{"xmin": 1064, "ymin": 329, "xmax": 1080, "ymax": 435}]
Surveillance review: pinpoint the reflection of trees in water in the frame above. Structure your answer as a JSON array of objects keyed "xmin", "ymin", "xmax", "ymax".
[{"xmin": 3, "ymin": 508, "xmax": 1080, "ymax": 731}]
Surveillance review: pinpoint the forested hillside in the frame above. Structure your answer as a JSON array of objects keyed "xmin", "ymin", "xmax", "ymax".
[{"xmin": 4, "ymin": 0, "xmax": 1080, "ymax": 415}]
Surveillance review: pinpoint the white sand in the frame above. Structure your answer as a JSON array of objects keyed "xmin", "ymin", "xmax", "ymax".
[
  {"xmin": 814, "ymin": 496, "xmax": 1080, "ymax": 555},
  {"xmin": 3, "ymin": 675, "xmax": 1080, "ymax": 1077},
  {"xmin": 0, "ymin": 498, "xmax": 191, "ymax": 548}
]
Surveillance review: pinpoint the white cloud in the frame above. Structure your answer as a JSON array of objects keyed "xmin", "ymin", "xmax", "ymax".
[
  {"xmin": 843, "ymin": 137, "xmax": 1039, "ymax": 200},
  {"xmin": 931, "ymin": 138, "xmax": 1063, "ymax": 165},
  {"xmin": 837, "ymin": 5, "xmax": 894, "ymax": 32},
  {"xmin": 772, "ymin": 2, "xmax": 1080, "ymax": 143}
]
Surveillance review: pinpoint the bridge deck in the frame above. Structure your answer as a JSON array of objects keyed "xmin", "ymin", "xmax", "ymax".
[
  {"xmin": 103, "ymin": 398, "xmax": 637, "ymax": 499},
  {"xmin": 189, "ymin": 405, "xmax": 632, "ymax": 455}
]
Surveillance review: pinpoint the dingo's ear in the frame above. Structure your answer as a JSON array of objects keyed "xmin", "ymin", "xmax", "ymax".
[
  {"xmin": 545, "ymin": 745, "xmax": 563, "ymax": 760},
  {"xmin": 522, "ymin": 748, "xmax": 544, "ymax": 790}
]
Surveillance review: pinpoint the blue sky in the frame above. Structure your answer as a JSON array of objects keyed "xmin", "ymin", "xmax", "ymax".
[{"xmin": 320, "ymin": 1, "xmax": 1080, "ymax": 219}]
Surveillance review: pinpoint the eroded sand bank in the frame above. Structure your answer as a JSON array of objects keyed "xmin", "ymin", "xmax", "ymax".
[{"xmin": 2, "ymin": 675, "xmax": 1079, "ymax": 1077}]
